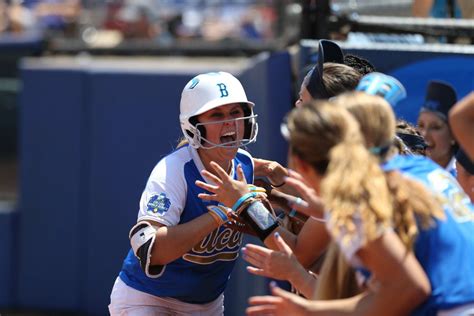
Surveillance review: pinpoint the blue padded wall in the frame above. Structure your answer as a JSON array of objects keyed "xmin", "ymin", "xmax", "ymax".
[
  {"xmin": 82, "ymin": 72, "xmax": 189, "ymax": 315},
  {"xmin": 243, "ymin": 51, "xmax": 293, "ymax": 166},
  {"xmin": 17, "ymin": 69, "xmax": 86, "ymax": 310}
]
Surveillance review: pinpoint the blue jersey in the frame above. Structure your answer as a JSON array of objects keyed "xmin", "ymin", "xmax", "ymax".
[
  {"xmin": 382, "ymin": 155, "xmax": 474, "ymax": 315},
  {"xmin": 118, "ymin": 145, "xmax": 254, "ymax": 304}
]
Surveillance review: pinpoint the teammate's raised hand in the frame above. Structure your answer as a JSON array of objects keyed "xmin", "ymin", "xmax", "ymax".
[
  {"xmin": 284, "ymin": 169, "xmax": 325, "ymax": 219},
  {"xmin": 253, "ymin": 158, "xmax": 288, "ymax": 188},
  {"xmin": 246, "ymin": 282, "xmax": 312, "ymax": 316},
  {"xmin": 243, "ymin": 232, "xmax": 300, "ymax": 281},
  {"xmin": 196, "ymin": 161, "xmax": 250, "ymax": 207}
]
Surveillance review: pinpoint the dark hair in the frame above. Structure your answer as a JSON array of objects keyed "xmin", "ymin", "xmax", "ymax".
[
  {"xmin": 396, "ymin": 119, "xmax": 427, "ymax": 156},
  {"xmin": 344, "ymin": 54, "xmax": 376, "ymax": 76},
  {"xmin": 304, "ymin": 63, "xmax": 362, "ymax": 100},
  {"xmin": 322, "ymin": 63, "xmax": 362, "ymax": 98}
]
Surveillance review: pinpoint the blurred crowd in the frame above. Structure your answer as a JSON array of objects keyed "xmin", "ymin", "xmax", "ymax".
[
  {"xmin": 0, "ymin": 0, "xmax": 472, "ymax": 45},
  {"xmin": 0, "ymin": 0, "xmax": 81, "ymax": 36},
  {"xmin": 0, "ymin": 0, "xmax": 279, "ymax": 42}
]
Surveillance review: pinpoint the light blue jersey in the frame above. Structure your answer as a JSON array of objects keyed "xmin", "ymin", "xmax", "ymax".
[
  {"xmin": 382, "ymin": 155, "xmax": 474, "ymax": 315},
  {"xmin": 118, "ymin": 145, "xmax": 254, "ymax": 304}
]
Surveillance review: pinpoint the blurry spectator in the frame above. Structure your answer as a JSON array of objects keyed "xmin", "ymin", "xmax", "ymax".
[
  {"xmin": 240, "ymin": 11, "xmax": 261, "ymax": 40},
  {"xmin": 0, "ymin": 0, "xmax": 8, "ymax": 32},
  {"xmin": 7, "ymin": 0, "xmax": 81, "ymax": 35},
  {"xmin": 8, "ymin": 0, "xmax": 36, "ymax": 33},
  {"xmin": 103, "ymin": 1, "xmax": 152, "ymax": 39},
  {"xmin": 457, "ymin": 0, "xmax": 474, "ymax": 18},
  {"xmin": 101, "ymin": 0, "xmax": 278, "ymax": 41},
  {"xmin": 412, "ymin": 0, "xmax": 462, "ymax": 18},
  {"xmin": 31, "ymin": 0, "xmax": 81, "ymax": 33}
]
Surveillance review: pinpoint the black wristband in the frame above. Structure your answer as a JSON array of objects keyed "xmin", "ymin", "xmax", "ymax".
[{"xmin": 240, "ymin": 201, "xmax": 279, "ymax": 241}]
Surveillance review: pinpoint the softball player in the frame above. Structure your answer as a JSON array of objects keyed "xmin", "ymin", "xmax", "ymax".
[{"xmin": 109, "ymin": 71, "xmax": 258, "ymax": 315}]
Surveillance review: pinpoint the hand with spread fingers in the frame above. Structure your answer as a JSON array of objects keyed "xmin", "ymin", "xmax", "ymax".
[
  {"xmin": 284, "ymin": 169, "xmax": 325, "ymax": 220},
  {"xmin": 243, "ymin": 232, "xmax": 318, "ymax": 298},
  {"xmin": 246, "ymin": 282, "xmax": 313, "ymax": 316},
  {"xmin": 196, "ymin": 161, "xmax": 250, "ymax": 208},
  {"xmin": 243, "ymin": 232, "xmax": 300, "ymax": 281}
]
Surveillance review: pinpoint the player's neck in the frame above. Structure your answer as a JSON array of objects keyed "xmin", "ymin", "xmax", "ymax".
[{"xmin": 198, "ymin": 148, "xmax": 232, "ymax": 175}]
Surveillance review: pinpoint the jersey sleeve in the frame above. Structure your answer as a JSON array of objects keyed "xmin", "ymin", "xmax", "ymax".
[
  {"xmin": 137, "ymin": 155, "xmax": 187, "ymax": 227},
  {"xmin": 325, "ymin": 210, "xmax": 390, "ymax": 266}
]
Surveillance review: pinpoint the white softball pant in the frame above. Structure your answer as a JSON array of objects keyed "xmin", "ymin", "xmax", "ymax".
[{"xmin": 109, "ymin": 277, "xmax": 224, "ymax": 316}]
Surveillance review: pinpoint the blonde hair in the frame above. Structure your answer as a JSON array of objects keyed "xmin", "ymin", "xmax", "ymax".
[
  {"xmin": 176, "ymin": 137, "xmax": 188, "ymax": 149},
  {"xmin": 331, "ymin": 91, "xmax": 444, "ymax": 248},
  {"xmin": 333, "ymin": 92, "xmax": 396, "ymax": 149},
  {"xmin": 286, "ymin": 96, "xmax": 444, "ymax": 302},
  {"xmin": 313, "ymin": 242, "xmax": 360, "ymax": 300},
  {"xmin": 287, "ymin": 101, "xmax": 393, "ymax": 245}
]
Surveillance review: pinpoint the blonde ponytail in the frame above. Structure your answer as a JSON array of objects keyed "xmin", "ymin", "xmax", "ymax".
[
  {"xmin": 314, "ymin": 242, "xmax": 360, "ymax": 300},
  {"xmin": 322, "ymin": 139, "xmax": 393, "ymax": 246},
  {"xmin": 385, "ymin": 171, "xmax": 444, "ymax": 249}
]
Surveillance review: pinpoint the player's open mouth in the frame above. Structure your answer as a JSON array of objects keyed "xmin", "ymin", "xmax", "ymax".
[
  {"xmin": 220, "ymin": 131, "xmax": 236, "ymax": 144},
  {"xmin": 424, "ymin": 142, "xmax": 434, "ymax": 153}
]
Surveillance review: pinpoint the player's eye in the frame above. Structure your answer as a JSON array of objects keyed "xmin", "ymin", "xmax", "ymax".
[
  {"xmin": 231, "ymin": 109, "xmax": 243, "ymax": 117},
  {"xmin": 210, "ymin": 112, "xmax": 224, "ymax": 119}
]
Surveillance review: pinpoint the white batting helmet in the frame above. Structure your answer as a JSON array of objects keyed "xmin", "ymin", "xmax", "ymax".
[{"xmin": 179, "ymin": 71, "xmax": 258, "ymax": 148}]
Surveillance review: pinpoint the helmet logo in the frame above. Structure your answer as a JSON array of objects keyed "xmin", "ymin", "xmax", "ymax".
[
  {"xmin": 217, "ymin": 83, "xmax": 229, "ymax": 97},
  {"xmin": 189, "ymin": 78, "xmax": 199, "ymax": 89}
]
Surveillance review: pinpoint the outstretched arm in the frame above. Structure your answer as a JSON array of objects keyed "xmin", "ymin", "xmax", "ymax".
[
  {"xmin": 147, "ymin": 214, "xmax": 221, "ymax": 265},
  {"xmin": 247, "ymin": 230, "xmax": 431, "ymax": 316},
  {"xmin": 243, "ymin": 232, "xmax": 318, "ymax": 298},
  {"xmin": 449, "ymin": 92, "xmax": 474, "ymax": 160}
]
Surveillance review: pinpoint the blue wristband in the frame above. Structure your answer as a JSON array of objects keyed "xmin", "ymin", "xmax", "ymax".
[
  {"xmin": 208, "ymin": 205, "xmax": 229, "ymax": 223},
  {"xmin": 232, "ymin": 192, "xmax": 257, "ymax": 212}
]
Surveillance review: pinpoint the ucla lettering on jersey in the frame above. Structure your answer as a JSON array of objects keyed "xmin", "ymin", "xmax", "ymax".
[
  {"xmin": 183, "ymin": 227, "xmax": 243, "ymax": 264},
  {"xmin": 426, "ymin": 169, "xmax": 473, "ymax": 223},
  {"xmin": 118, "ymin": 144, "xmax": 254, "ymax": 304}
]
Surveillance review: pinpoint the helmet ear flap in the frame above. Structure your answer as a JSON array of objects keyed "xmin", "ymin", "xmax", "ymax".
[
  {"xmin": 189, "ymin": 116, "xmax": 206, "ymax": 140},
  {"xmin": 181, "ymin": 117, "xmax": 201, "ymax": 148},
  {"xmin": 241, "ymin": 103, "xmax": 253, "ymax": 139}
]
